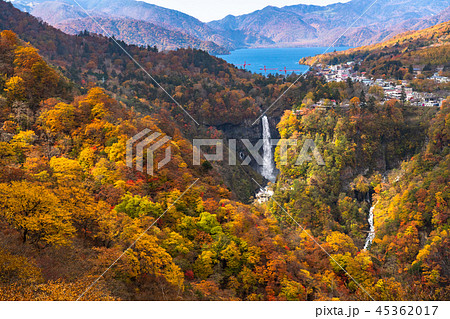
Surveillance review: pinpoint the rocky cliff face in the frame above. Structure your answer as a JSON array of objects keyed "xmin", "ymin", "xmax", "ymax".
[{"xmin": 216, "ymin": 115, "xmax": 281, "ymax": 181}]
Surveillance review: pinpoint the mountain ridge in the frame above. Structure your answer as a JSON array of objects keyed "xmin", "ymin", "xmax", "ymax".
[
  {"xmin": 7, "ymin": 0, "xmax": 450, "ymax": 52},
  {"xmin": 209, "ymin": 0, "xmax": 450, "ymax": 47},
  {"xmin": 55, "ymin": 16, "xmax": 229, "ymax": 54},
  {"xmin": 7, "ymin": 0, "xmax": 236, "ymax": 53},
  {"xmin": 0, "ymin": 0, "xmax": 449, "ymax": 302},
  {"xmin": 299, "ymin": 20, "xmax": 450, "ymax": 71}
]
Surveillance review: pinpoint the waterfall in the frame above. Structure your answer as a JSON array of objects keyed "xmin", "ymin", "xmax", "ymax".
[
  {"xmin": 363, "ymin": 203, "xmax": 376, "ymax": 250},
  {"xmin": 261, "ymin": 115, "xmax": 276, "ymax": 182}
]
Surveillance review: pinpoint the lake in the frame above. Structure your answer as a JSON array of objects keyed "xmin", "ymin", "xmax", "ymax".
[{"xmin": 217, "ymin": 47, "xmax": 351, "ymax": 76}]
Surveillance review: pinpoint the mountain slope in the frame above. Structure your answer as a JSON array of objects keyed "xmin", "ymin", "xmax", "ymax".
[
  {"xmin": 209, "ymin": 6, "xmax": 318, "ymax": 45},
  {"xmin": 8, "ymin": 0, "xmax": 450, "ymax": 50},
  {"xmin": 0, "ymin": 29, "xmax": 280, "ymax": 301},
  {"xmin": 0, "ymin": 0, "xmax": 280, "ymax": 201},
  {"xmin": 55, "ymin": 17, "xmax": 229, "ymax": 54},
  {"xmin": 8, "ymin": 0, "xmax": 234, "ymax": 52},
  {"xmin": 300, "ymin": 20, "xmax": 450, "ymax": 79},
  {"xmin": 1, "ymin": 0, "xmax": 449, "ymax": 302},
  {"xmin": 397, "ymin": 6, "xmax": 450, "ymax": 31},
  {"xmin": 209, "ymin": 0, "xmax": 450, "ymax": 47}
]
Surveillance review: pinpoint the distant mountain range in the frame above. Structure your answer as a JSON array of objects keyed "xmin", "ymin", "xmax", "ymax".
[
  {"xmin": 209, "ymin": 0, "xmax": 450, "ymax": 47},
  {"xmin": 7, "ymin": 0, "xmax": 450, "ymax": 53},
  {"xmin": 56, "ymin": 17, "xmax": 229, "ymax": 54},
  {"xmin": 7, "ymin": 0, "xmax": 238, "ymax": 54}
]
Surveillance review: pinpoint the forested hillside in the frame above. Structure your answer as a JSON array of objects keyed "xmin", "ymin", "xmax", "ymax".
[
  {"xmin": 10, "ymin": 0, "xmax": 450, "ymax": 49},
  {"xmin": 0, "ymin": 0, "xmax": 295, "ymax": 201},
  {"xmin": 55, "ymin": 17, "xmax": 229, "ymax": 55},
  {"xmin": 0, "ymin": 1, "xmax": 287, "ymax": 127},
  {"xmin": 272, "ymin": 83, "xmax": 448, "ymax": 299},
  {"xmin": 8, "ymin": 0, "xmax": 235, "ymax": 53},
  {"xmin": 0, "ymin": 30, "xmax": 305, "ymax": 300},
  {"xmin": 300, "ymin": 21, "xmax": 450, "ymax": 79},
  {"xmin": 0, "ymin": 0, "xmax": 448, "ymax": 301}
]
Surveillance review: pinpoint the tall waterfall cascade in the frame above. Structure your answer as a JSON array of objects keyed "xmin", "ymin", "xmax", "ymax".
[
  {"xmin": 261, "ymin": 115, "xmax": 276, "ymax": 182},
  {"xmin": 363, "ymin": 203, "xmax": 376, "ymax": 250}
]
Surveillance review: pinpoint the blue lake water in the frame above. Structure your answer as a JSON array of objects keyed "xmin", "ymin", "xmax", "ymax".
[{"xmin": 217, "ymin": 47, "xmax": 351, "ymax": 76}]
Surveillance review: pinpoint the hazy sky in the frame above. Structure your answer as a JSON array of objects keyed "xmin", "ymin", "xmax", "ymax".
[{"xmin": 142, "ymin": 1, "xmax": 351, "ymax": 22}]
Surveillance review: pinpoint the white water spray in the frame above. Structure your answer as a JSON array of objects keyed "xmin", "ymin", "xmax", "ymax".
[
  {"xmin": 364, "ymin": 203, "xmax": 376, "ymax": 250},
  {"xmin": 261, "ymin": 115, "xmax": 276, "ymax": 182}
]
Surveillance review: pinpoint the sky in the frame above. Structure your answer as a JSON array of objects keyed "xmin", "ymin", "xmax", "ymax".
[{"xmin": 142, "ymin": 0, "xmax": 351, "ymax": 22}]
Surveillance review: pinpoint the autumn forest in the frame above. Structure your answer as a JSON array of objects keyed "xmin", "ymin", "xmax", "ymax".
[{"xmin": 0, "ymin": 0, "xmax": 448, "ymax": 302}]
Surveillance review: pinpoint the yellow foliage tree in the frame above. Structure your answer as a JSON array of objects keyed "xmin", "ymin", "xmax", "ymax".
[
  {"xmin": 194, "ymin": 250, "xmax": 217, "ymax": 280},
  {"xmin": 50, "ymin": 156, "xmax": 84, "ymax": 184},
  {"xmin": 0, "ymin": 249, "xmax": 42, "ymax": 285},
  {"xmin": 5, "ymin": 76, "xmax": 25, "ymax": 101},
  {"xmin": 126, "ymin": 234, "xmax": 184, "ymax": 288},
  {"xmin": 0, "ymin": 181, "xmax": 75, "ymax": 247},
  {"xmin": 39, "ymin": 102, "xmax": 76, "ymax": 134}
]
